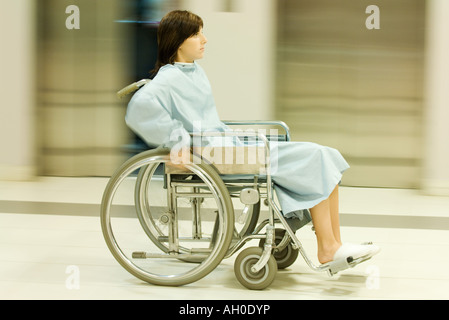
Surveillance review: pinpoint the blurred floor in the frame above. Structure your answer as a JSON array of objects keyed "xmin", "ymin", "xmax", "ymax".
[{"xmin": 1, "ymin": 177, "xmax": 449, "ymax": 300}]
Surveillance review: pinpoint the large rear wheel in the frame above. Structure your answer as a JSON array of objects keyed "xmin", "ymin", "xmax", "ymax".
[{"xmin": 101, "ymin": 148, "xmax": 235, "ymax": 286}]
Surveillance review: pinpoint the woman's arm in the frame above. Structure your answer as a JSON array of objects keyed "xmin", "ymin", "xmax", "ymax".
[{"xmin": 125, "ymin": 87, "xmax": 191, "ymax": 149}]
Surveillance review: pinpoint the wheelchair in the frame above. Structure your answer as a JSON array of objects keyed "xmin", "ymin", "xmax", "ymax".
[{"xmin": 100, "ymin": 81, "xmax": 373, "ymax": 290}]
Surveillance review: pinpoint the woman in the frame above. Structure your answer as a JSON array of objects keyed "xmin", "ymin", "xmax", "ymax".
[{"xmin": 125, "ymin": 10, "xmax": 380, "ymax": 264}]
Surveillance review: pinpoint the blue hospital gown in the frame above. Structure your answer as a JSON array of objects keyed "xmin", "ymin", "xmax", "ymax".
[{"xmin": 125, "ymin": 62, "xmax": 350, "ymax": 223}]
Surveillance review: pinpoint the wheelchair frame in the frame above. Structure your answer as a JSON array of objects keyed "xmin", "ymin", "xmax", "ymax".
[{"xmin": 101, "ymin": 80, "xmax": 372, "ymax": 290}]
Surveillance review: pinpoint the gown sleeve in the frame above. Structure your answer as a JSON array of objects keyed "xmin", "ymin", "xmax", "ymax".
[{"xmin": 125, "ymin": 83, "xmax": 191, "ymax": 149}]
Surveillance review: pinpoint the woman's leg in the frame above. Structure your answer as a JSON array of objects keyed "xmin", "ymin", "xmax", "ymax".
[
  {"xmin": 309, "ymin": 188, "xmax": 341, "ymax": 264},
  {"xmin": 310, "ymin": 185, "xmax": 381, "ymax": 264},
  {"xmin": 329, "ymin": 185, "xmax": 341, "ymax": 245}
]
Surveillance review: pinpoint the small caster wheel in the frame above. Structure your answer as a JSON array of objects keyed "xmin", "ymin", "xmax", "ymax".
[
  {"xmin": 234, "ymin": 247, "xmax": 277, "ymax": 290},
  {"xmin": 259, "ymin": 228, "xmax": 299, "ymax": 269}
]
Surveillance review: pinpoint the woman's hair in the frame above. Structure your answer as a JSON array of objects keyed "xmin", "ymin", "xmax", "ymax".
[{"xmin": 151, "ymin": 10, "xmax": 203, "ymax": 76}]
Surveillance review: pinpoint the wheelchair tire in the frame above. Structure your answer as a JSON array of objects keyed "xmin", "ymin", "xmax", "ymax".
[
  {"xmin": 101, "ymin": 148, "xmax": 235, "ymax": 286},
  {"xmin": 234, "ymin": 247, "xmax": 277, "ymax": 290},
  {"xmin": 258, "ymin": 228, "xmax": 299, "ymax": 269}
]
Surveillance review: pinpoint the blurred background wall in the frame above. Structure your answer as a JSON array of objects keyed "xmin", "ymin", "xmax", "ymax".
[
  {"xmin": 0, "ymin": 1, "xmax": 36, "ymax": 180},
  {"xmin": 275, "ymin": 0, "xmax": 425, "ymax": 188},
  {"xmin": 0, "ymin": 0, "xmax": 448, "ymax": 195},
  {"xmin": 183, "ymin": 0, "xmax": 276, "ymax": 122},
  {"xmin": 35, "ymin": 0, "xmax": 133, "ymax": 176}
]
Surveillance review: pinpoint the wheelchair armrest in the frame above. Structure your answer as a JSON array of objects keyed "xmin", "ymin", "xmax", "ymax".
[
  {"xmin": 222, "ymin": 120, "xmax": 291, "ymax": 142},
  {"xmin": 166, "ymin": 130, "xmax": 272, "ymax": 176}
]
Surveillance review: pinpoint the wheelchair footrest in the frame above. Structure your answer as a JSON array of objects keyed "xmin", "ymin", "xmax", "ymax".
[
  {"xmin": 326, "ymin": 253, "xmax": 374, "ymax": 276},
  {"xmin": 326, "ymin": 256, "xmax": 353, "ymax": 276}
]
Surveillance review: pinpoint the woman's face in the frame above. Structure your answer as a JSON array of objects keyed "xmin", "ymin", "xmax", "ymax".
[{"xmin": 176, "ymin": 28, "xmax": 208, "ymax": 63}]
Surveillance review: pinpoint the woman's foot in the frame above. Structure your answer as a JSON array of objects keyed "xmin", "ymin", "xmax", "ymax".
[
  {"xmin": 318, "ymin": 243, "xmax": 342, "ymax": 264},
  {"xmin": 333, "ymin": 243, "xmax": 380, "ymax": 262},
  {"xmin": 319, "ymin": 243, "xmax": 380, "ymax": 264}
]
